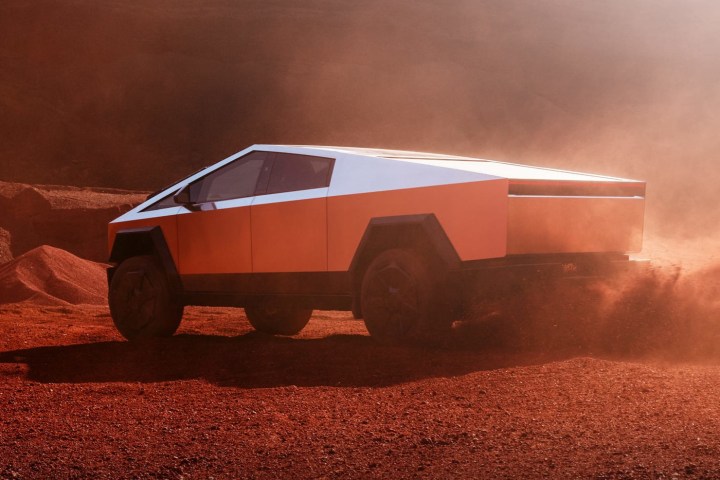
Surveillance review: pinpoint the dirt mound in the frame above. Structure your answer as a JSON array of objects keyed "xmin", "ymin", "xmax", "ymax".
[
  {"xmin": 0, "ymin": 181, "xmax": 147, "ymax": 262},
  {"xmin": 0, "ymin": 245, "xmax": 107, "ymax": 306}
]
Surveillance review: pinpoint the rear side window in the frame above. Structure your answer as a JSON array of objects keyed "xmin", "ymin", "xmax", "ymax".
[
  {"xmin": 189, "ymin": 151, "xmax": 267, "ymax": 203},
  {"xmin": 265, "ymin": 153, "xmax": 333, "ymax": 195}
]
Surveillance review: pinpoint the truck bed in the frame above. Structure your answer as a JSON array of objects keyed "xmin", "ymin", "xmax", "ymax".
[{"xmin": 398, "ymin": 157, "xmax": 646, "ymax": 256}]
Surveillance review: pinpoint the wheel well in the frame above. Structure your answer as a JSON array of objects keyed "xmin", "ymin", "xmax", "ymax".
[
  {"xmin": 348, "ymin": 214, "xmax": 460, "ymax": 317},
  {"xmin": 108, "ymin": 226, "xmax": 181, "ymax": 294}
]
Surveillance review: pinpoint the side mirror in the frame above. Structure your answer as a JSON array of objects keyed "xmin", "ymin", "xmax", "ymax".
[{"xmin": 173, "ymin": 184, "xmax": 197, "ymax": 209}]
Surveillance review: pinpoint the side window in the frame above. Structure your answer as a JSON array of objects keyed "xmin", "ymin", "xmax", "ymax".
[
  {"xmin": 265, "ymin": 153, "xmax": 333, "ymax": 195},
  {"xmin": 189, "ymin": 151, "xmax": 267, "ymax": 203},
  {"xmin": 141, "ymin": 190, "xmax": 180, "ymax": 212}
]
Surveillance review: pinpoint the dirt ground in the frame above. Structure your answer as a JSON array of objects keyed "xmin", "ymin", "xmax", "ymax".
[{"xmin": 2, "ymin": 302, "xmax": 720, "ymax": 479}]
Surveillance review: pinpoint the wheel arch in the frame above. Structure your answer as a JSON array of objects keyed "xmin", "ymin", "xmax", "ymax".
[
  {"xmin": 348, "ymin": 214, "xmax": 460, "ymax": 318},
  {"xmin": 107, "ymin": 226, "xmax": 181, "ymax": 294}
]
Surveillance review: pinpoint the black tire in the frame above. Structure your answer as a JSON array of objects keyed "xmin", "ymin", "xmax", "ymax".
[
  {"xmin": 108, "ymin": 255, "xmax": 183, "ymax": 341},
  {"xmin": 245, "ymin": 305, "xmax": 313, "ymax": 335},
  {"xmin": 360, "ymin": 248, "xmax": 451, "ymax": 345}
]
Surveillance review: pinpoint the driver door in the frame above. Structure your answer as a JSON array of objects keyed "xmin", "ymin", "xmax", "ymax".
[{"xmin": 176, "ymin": 151, "xmax": 270, "ymax": 278}]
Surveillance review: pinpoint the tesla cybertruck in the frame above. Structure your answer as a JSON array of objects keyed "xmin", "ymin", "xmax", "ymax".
[{"xmin": 107, "ymin": 145, "xmax": 645, "ymax": 343}]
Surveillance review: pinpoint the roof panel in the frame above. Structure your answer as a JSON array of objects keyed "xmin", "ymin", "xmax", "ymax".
[{"xmin": 328, "ymin": 155, "xmax": 502, "ymax": 197}]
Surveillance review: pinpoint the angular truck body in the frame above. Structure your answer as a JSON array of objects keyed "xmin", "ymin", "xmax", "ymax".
[{"xmin": 107, "ymin": 145, "xmax": 645, "ymax": 343}]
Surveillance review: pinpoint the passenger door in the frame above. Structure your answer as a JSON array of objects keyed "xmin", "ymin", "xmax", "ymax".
[{"xmin": 250, "ymin": 152, "xmax": 334, "ymax": 273}]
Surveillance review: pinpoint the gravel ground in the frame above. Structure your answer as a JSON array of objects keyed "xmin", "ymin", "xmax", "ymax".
[{"xmin": 2, "ymin": 305, "xmax": 720, "ymax": 479}]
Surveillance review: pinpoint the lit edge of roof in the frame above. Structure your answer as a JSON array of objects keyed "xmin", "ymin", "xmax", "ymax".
[
  {"xmin": 278, "ymin": 145, "xmax": 478, "ymax": 161},
  {"xmin": 268, "ymin": 144, "xmax": 644, "ymax": 184}
]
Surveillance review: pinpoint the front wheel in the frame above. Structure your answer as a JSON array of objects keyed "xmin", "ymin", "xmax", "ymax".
[
  {"xmin": 245, "ymin": 305, "xmax": 313, "ymax": 335},
  {"xmin": 108, "ymin": 255, "xmax": 183, "ymax": 341},
  {"xmin": 361, "ymin": 248, "xmax": 451, "ymax": 345}
]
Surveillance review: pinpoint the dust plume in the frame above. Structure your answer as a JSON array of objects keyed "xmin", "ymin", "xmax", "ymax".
[{"xmin": 455, "ymin": 256, "xmax": 720, "ymax": 362}]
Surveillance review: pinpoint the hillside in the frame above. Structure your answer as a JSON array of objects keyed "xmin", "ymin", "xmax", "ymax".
[{"xmin": 0, "ymin": 181, "xmax": 145, "ymax": 262}]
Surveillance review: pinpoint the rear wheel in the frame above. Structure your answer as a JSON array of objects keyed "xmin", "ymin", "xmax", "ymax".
[
  {"xmin": 361, "ymin": 248, "xmax": 450, "ymax": 345},
  {"xmin": 245, "ymin": 305, "xmax": 313, "ymax": 335},
  {"xmin": 108, "ymin": 255, "xmax": 183, "ymax": 341}
]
